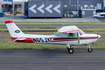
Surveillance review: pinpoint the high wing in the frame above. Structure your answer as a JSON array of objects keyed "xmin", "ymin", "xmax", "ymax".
[
  {"xmin": 63, "ymin": 30, "xmax": 80, "ymax": 33},
  {"xmin": 58, "ymin": 26, "xmax": 80, "ymax": 33},
  {"xmin": 58, "ymin": 26, "xmax": 81, "ymax": 44}
]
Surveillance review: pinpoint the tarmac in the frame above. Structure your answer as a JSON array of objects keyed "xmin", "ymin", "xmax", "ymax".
[
  {"xmin": 0, "ymin": 49, "xmax": 105, "ymax": 70},
  {"xmin": 1, "ymin": 25, "xmax": 105, "ymax": 29},
  {"xmin": 0, "ymin": 16, "xmax": 105, "ymax": 22},
  {"xmin": 0, "ymin": 16, "xmax": 105, "ymax": 28}
]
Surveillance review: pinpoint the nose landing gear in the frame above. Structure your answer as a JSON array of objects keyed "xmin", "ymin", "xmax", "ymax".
[{"xmin": 87, "ymin": 44, "xmax": 93, "ymax": 52}]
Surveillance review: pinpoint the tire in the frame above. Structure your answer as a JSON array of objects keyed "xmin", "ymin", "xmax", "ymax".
[
  {"xmin": 88, "ymin": 48, "xmax": 93, "ymax": 52},
  {"xmin": 68, "ymin": 48, "xmax": 74, "ymax": 54}
]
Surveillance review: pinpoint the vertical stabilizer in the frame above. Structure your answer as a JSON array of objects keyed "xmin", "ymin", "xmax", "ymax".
[{"xmin": 5, "ymin": 20, "xmax": 24, "ymax": 37}]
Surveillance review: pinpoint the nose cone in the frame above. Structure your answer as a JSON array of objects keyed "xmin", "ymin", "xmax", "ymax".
[{"xmin": 97, "ymin": 35, "xmax": 101, "ymax": 39}]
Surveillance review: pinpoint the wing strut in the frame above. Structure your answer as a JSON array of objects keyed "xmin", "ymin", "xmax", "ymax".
[{"xmin": 77, "ymin": 32, "xmax": 80, "ymax": 44}]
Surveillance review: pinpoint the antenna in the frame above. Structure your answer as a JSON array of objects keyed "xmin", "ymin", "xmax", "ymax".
[{"xmin": 62, "ymin": 23, "xmax": 65, "ymax": 26}]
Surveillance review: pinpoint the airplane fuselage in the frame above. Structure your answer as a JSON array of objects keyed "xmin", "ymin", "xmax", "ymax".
[{"xmin": 12, "ymin": 34, "xmax": 99, "ymax": 45}]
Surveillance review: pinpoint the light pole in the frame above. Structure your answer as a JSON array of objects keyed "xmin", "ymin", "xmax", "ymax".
[
  {"xmin": 69, "ymin": 0, "xmax": 71, "ymax": 11},
  {"xmin": 77, "ymin": 0, "xmax": 79, "ymax": 17},
  {"xmin": 0, "ymin": 0, "xmax": 2, "ymax": 13},
  {"xmin": 12, "ymin": 0, "xmax": 14, "ymax": 15}
]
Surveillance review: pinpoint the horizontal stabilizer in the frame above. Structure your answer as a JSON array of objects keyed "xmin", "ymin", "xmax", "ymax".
[{"xmin": 13, "ymin": 37, "xmax": 27, "ymax": 42}]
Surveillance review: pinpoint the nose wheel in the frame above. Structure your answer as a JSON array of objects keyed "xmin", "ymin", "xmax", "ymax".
[
  {"xmin": 88, "ymin": 48, "xmax": 93, "ymax": 52},
  {"xmin": 87, "ymin": 45, "xmax": 93, "ymax": 52}
]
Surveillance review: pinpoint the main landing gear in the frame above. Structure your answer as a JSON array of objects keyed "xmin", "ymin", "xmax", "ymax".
[
  {"xmin": 67, "ymin": 44, "xmax": 93, "ymax": 54},
  {"xmin": 67, "ymin": 45, "xmax": 74, "ymax": 54}
]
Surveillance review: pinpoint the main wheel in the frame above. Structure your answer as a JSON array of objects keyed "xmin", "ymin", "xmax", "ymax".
[
  {"xmin": 68, "ymin": 48, "xmax": 74, "ymax": 54},
  {"xmin": 88, "ymin": 48, "xmax": 93, "ymax": 52}
]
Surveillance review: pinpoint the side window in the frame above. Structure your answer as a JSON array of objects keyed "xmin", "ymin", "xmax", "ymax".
[
  {"xmin": 68, "ymin": 33, "xmax": 77, "ymax": 37},
  {"xmin": 68, "ymin": 33, "xmax": 73, "ymax": 36}
]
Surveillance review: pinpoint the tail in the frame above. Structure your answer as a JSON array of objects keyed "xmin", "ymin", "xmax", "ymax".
[
  {"xmin": 5, "ymin": 20, "xmax": 24, "ymax": 41},
  {"xmin": 5, "ymin": 20, "xmax": 34, "ymax": 43}
]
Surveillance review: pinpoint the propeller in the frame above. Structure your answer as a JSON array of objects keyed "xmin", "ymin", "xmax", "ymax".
[
  {"xmin": 97, "ymin": 35, "xmax": 101, "ymax": 39},
  {"xmin": 97, "ymin": 35, "xmax": 101, "ymax": 43}
]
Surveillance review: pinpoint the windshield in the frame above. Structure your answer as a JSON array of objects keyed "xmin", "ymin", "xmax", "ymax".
[
  {"xmin": 79, "ymin": 30, "xmax": 85, "ymax": 35},
  {"xmin": 55, "ymin": 32, "xmax": 63, "ymax": 36}
]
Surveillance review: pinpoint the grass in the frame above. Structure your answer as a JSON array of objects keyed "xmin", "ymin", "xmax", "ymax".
[
  {"xmin": 0, "ymin": 28, "xmax": 105, "ymax": 49},
  {"xmin": 1, "ymin": 28, "xmax": 105, "ymax": 31},
  {"xmin": 0, "ymin": 28, "xmax": 58, "ymax": 31},
  {"xmin": 1, "ymin": 22, "xmax": 105, "ymax": 25}
]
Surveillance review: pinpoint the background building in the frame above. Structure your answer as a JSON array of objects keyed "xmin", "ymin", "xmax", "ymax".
[
  {"xmin": 25, "ymin": 0, "xmax": 105, "ymax": 18},
  {"xmin": 0, "ymin": 0, "xmax": 27, "ymax": 16},
  {"xmin": 0, "ymin": 0, "xmax": 105, "ymax": 18},
  {"xmin": 63, "ymin": 0, "xmax": 103, "ymax": 18}
]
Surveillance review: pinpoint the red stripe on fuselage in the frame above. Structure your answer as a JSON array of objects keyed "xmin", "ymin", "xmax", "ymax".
[
  {"xmin": 11, "ymin": 37, "xmax": 34, "ymax": 43},
  {"xmin": 51, "ymin": 39, "xmax": 77, "ymax": 42},
  {"xmin": 51, "ymin": 37, "xmax": 98, "ymax": 42}
]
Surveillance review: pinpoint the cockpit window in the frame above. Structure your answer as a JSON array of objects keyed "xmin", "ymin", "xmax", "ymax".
[
  {"xmin": 68, "ymin": 33, "xmax": 77, "ymax": 37},
  {"xmin": 68, "ymin": 33, "xmax": 75, "ymax": 37},
  {"xmin": 79, "ymin": 30, "xmax": 85, "ymax": 35}
]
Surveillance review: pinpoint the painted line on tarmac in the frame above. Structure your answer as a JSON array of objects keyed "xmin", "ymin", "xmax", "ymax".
[
  {"xmin": 0, "ymin": 56, "xmax": 105, "ymax": 58},
  {"xmin": 12, "ymin": 20, "xmax": 21, "ymax": 21}
]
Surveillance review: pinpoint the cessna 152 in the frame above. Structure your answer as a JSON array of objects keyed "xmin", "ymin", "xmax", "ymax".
[{"xmin": 5, "ymin": 20, "xmax": 101, "ymax": 54}]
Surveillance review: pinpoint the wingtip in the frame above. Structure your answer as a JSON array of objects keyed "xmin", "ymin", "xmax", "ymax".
[{"xmin": 5, "ymin": 20, "xmax": 13, "ymax": 24}]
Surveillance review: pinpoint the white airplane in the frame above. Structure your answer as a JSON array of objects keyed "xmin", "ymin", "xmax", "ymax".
[{"xmin": 5, "ymin": 20, "xmax": 101, "ymax": 54}]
